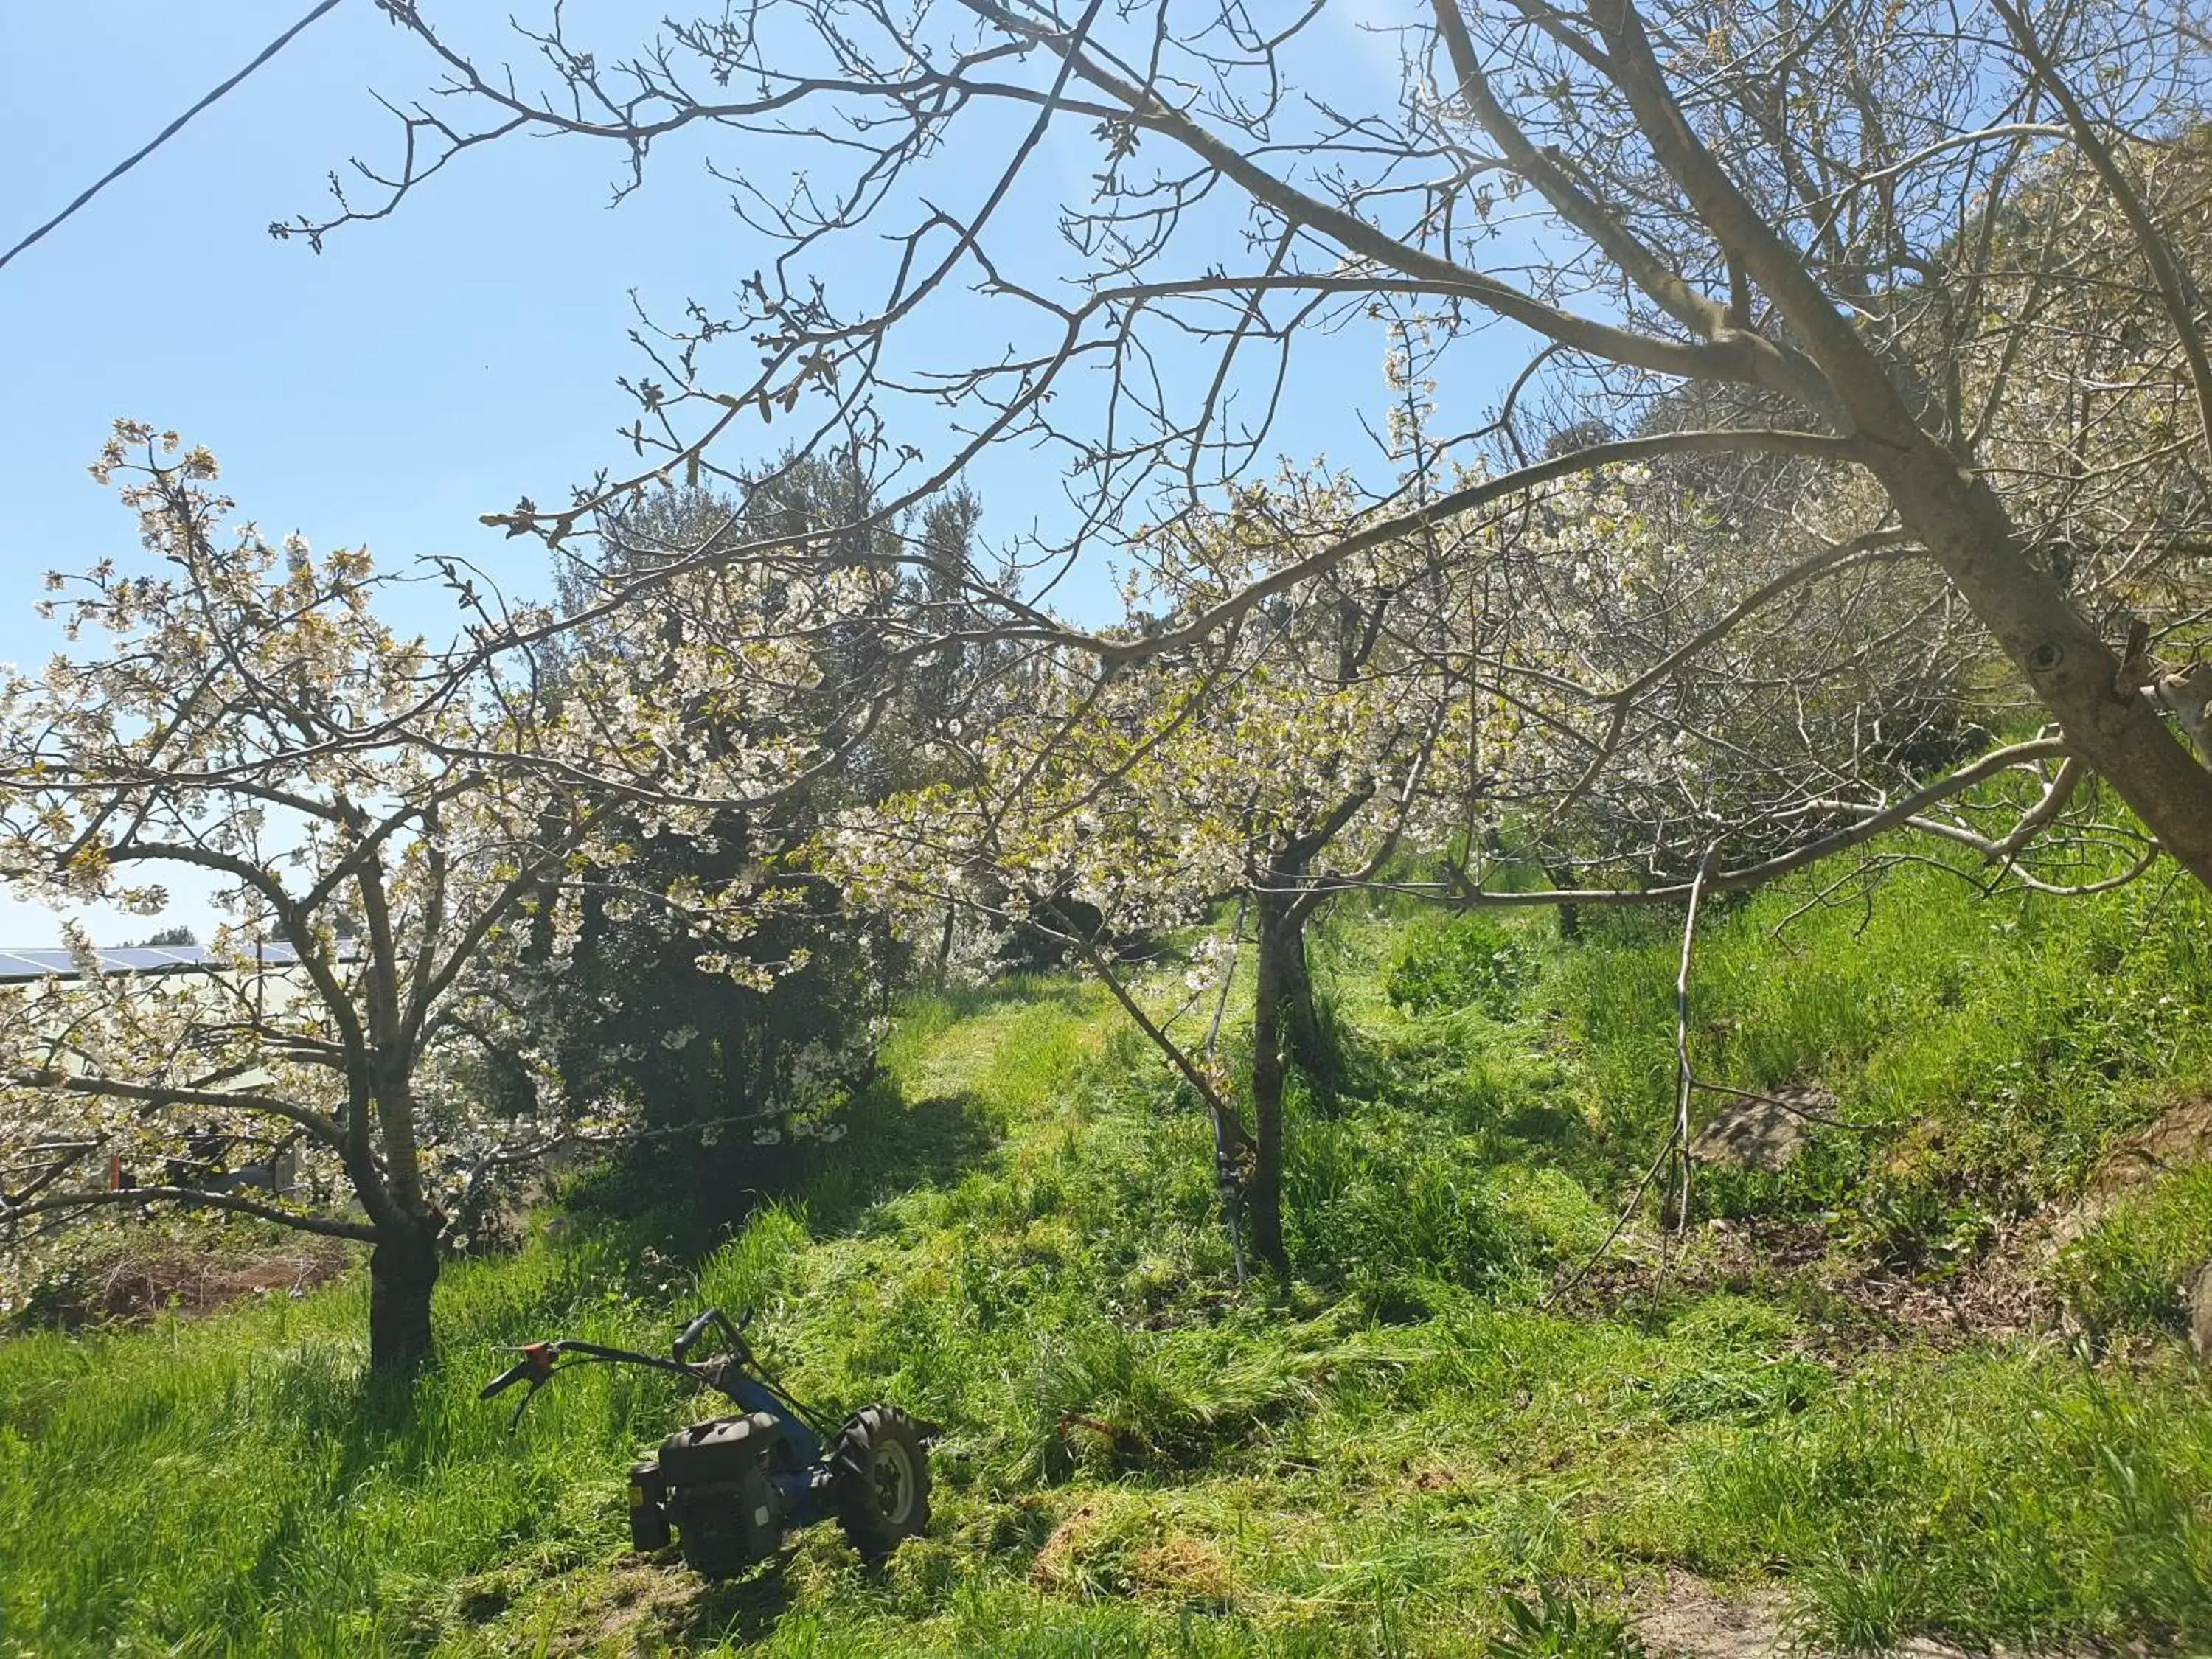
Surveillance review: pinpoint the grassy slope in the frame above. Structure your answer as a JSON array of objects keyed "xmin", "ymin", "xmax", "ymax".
[{"xmin": 7, "ymin": 870, "xmax": 2212, "ymax": 1655}]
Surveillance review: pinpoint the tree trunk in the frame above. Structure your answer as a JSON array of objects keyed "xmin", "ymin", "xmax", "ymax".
[
  {"xmin": 1546, "ymin": 865, "xmax": 1582, "ymax": 942},
  {"xmin": 1247, "ymin": 891, "xmax": 1299, "ymax": 1280},
  {"xmin": 1276, "ymin": 911, "xmax": 1332, "ymax": 1086},
  {"xmin": 368, "ymin": 1221, "xmax": 438, "ymax": 1371},
  {"xmin": 1568, "ymin": 4, "xmax": 2212, "ymax": 891},
  {"xmin": 933, "ymin": 902, "xmax": 958, "ymax": 982},
  {"xmin": 1871, "ymin": 445, "xmax": 2212, "ymax": 889}
]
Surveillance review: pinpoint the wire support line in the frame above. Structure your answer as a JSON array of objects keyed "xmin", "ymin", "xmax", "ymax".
[{"xmin": 0, "ymin": 0, "xmax": 347, "ymax": 275}]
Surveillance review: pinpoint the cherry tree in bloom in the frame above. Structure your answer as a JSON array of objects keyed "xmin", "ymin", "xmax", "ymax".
[
  {"xmin": 835, "ymin": 479, "xmax": 1475, "ymax": 1272},
  {"xmin": 833, "ymin": 451, "xmax": 2140, "ymax": 1271},
  {"xmin": 0, "ymin": 428, "xmax": 872, "ymax": 1367},
  {"xmin": 291, "ymin": 0, "xmax": 2212, "ymax": 899}
]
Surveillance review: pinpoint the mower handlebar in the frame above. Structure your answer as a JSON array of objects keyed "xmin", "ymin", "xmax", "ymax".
[
  {"xmin": 477, "ymin": 1315, "xmax": 772, "ymax": 1429},
  {"xmin": 672, "ymin": 1307, "xmax": 745, "ymax": 1363},
  {"xmin": 479, "ymin": 1359, "xmax": 535, "ymax": 1400},
  {"xmin": 479, "ymin": 1341, "xmax": 560, "ymax": 1402}
]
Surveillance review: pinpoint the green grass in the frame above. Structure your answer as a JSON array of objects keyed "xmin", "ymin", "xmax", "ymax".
[
  {"xmin": 2053, "ymin": 1166, "xmax": 2212, "ymax": 1338},
  {"xmin": 7, "ymin": 860, "xmax": 2212, "ymax": 1655}
]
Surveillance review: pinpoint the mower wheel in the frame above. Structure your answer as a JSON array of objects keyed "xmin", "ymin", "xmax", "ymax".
[{"xmin": 829, "ymin": 1404, "xmax": 931, "ymax": 1557}]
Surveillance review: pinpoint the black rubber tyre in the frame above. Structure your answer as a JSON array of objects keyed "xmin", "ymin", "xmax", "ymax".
[{"xmin": 829, "ymin": 1404, "xmax": 931, "ymax": 1557}]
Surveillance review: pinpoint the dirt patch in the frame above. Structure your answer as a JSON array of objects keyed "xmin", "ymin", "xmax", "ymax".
[
  {"xmin": 1566, "ymin": 1099, "xmax": 2212, "ymax": 1355},
  {"xmin": 540, "ymin": 1558, "xmax": 698, "ymax": 1657},
  {"xmin": 2048, "ymin": 1096, "xmax": 2212, "ymax": 1250},
  {"xmin": 1823, "ymin": 1244, "xmax": 2051, "ymax": 1350},
  {"xmin": 1691, "ymin": 1087, "xmax": 1834, "ymax": 1172},
  {"xmin": 1554, "ymin": 1214, "xmax": 2056, "ymax": 1355},
  {"xmin": 1630, "ymin": 1574, "xmax": 2075, "ymax": 1658},
  {"xmin": 2098, "ymin": 1096, "xmax": 2212, "ymax": 1185},
  {"xmin": 1632, "ymin": 1576, "xmax": 1791, "ymax": 1658},
  {"xmin": 26, "ymin": 1237, "xmax": 358, "ymax": 1329}
]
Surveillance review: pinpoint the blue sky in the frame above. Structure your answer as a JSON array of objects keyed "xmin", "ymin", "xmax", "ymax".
[
  {"xmin": 2, "ymin": 4, "xmax": 716, "ymax": 628},
  {"xmin": 0, "ymin": 2, "xmax": 1517, "ymax": 943},
  {"xmin": 2, "ymin": 3, "xmax": 713, "ymax": 941}
]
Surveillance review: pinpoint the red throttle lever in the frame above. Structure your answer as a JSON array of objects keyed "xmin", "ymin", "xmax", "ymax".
[{"xmin": 479, "ymin": 1342, "xmax": 557, "ymax": 1399}]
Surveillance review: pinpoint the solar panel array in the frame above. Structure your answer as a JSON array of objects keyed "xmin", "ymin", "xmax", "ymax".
[{"xmin": 0, "ymin": 943, "xmax": 319, "ymax": 983}]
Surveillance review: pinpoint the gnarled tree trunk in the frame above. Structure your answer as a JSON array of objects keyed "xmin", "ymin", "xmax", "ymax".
[
  {"xmin": 1247, "ymin": 886, "xmax": 1299, "ymax": 1281},
  {"xmin": 1248, "ymin": 845, "xmax": 1341, "ymax": 1280},
  {"xmin": 1576, "ymin": 0, "xmax": 2212, "ymax": 889},
  {"xmin": 367, "ymin": 1219, "xmax": 439, "ymax": 1372},
  {"xmin": 1873, "ymin": 445, "xmax": 2212, "ymax": 886}
]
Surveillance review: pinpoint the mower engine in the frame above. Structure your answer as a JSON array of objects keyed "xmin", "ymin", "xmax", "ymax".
[{"xmin": 630, "ymin": 1410, "xmax": 832, "ymax": 1576}]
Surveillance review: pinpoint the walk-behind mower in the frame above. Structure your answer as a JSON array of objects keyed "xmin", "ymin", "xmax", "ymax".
[{"xmin": 481, "ymin": 1307, "xmax": 930, "ymax": 1576}]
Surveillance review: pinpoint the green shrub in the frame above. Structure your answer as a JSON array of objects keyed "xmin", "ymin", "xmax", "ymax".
[
  {"xmin": 1387, "ymin": 914, "xmax": 1533, "ymax": 1018},
  {"xmin": 1484, "ymin": 1585, "xmax": 1646, "ymax": 1659},
  {"xmin": 1286, "ymin": 1113, "xmax": 1521, "ymax": 1314}
]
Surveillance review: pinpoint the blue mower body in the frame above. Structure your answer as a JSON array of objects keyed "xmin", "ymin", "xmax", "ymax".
[{"xmin": 483, "ymin": 1309, "xmax": 930, "ymax": 1576}]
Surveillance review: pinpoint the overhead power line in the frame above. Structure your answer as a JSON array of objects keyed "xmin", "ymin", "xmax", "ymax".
[{"xmin": 0, "ymin": 0, "xmax": 347, "ymax": 276}]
